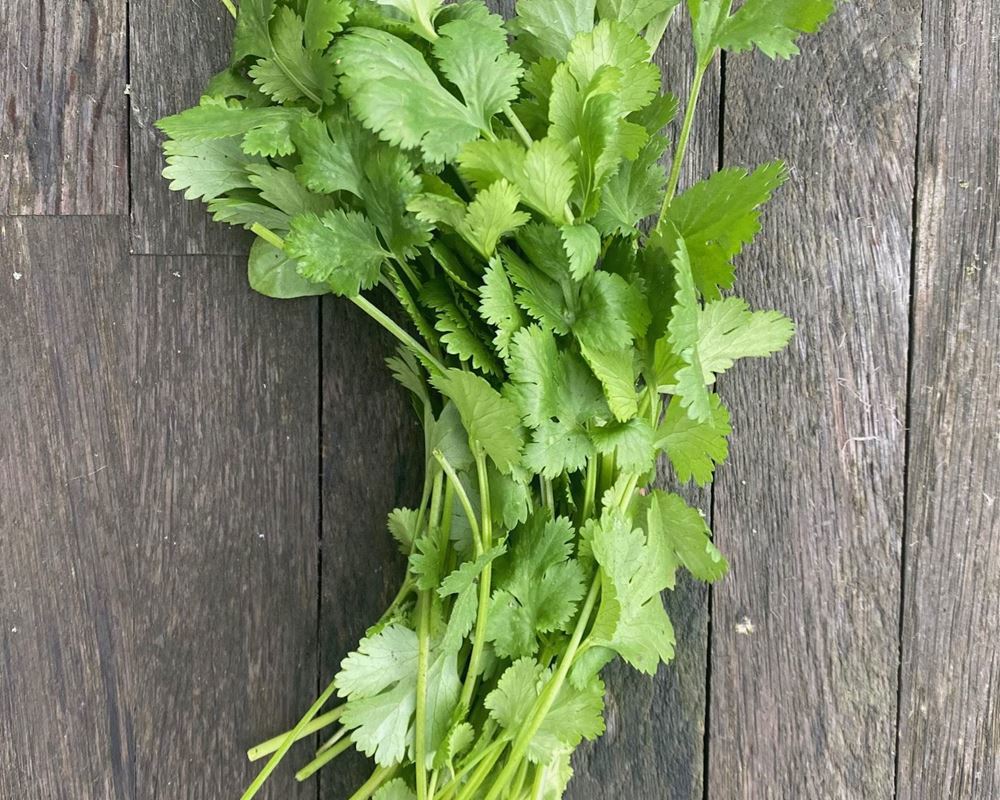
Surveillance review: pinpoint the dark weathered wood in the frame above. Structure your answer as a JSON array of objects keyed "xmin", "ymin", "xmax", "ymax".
[
  {"xmin": 129, "ymin": 0, "xmax": 249, "ymax": 254},
  {"xmin": 0, "ymin": 1, "xmax": 126, "ymax": 214},
  {"xmin": 0, "ymin": 218, "xmax": 319, "ymax": 798},
  {"xmin": 572, "ymin": 10, "xmax": 720, "ymax": 800},
  {"xmin": 318, "ymin": 295, "xmax": 425, "ymax": 798},
  {"xmin": 709, "ymin": 2, "xmax": 920, "ymax": 797},
  {"xmin": 897, "ymin": 3, "xmax": 1000, "ymax": 796}
]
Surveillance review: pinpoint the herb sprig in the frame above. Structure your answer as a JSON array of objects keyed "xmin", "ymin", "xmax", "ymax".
[{"xmin": 157, "ymin": 1, "xmax": 834, "ymax": 798}]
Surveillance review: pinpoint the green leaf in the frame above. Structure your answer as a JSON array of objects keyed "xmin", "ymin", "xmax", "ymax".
[
  {"xmin": 597, "ymin": 0, "xmax": 682, "ymax": 33},
  {"xmin": 247, "ymin": 238, "xmax": 330, "ymax": 298},
  {"xmin": 246, "ymin": 162, "xmax": 334, "ymax": 216},
  {"xmin": 590, "ymin": 418, "xmax": 656, "ymax": 474},
  {"xmin": 337, "ymin": 624, "xmax": 420, "ymax": 699},
  {"xmin": 588, "ymin": 508, "xmax": 675, "ymax": 673},
  {"xmin": 375, "ymin": 0, "xmax": 443, "ymax": 38},
  {"xmin": 593, "ymin": 132, "xmax": 668, "ymax": 236},
  {"xmin": 304, "ymin": 0, "xmax": 352, "ymax": 50},
  {"xmin": 161, "ymin": 137, "xmax": 263, "ymax": 202},
  {"xmin": 248, "ymin": 6, "xmax": 337, "ymax": 104},
  {"xmin": 439, "ymin": 545, "xmax": 506, "ymax": 652},
  {"xmin": 663, "ymin": 161, "xmax": 788, "ymax": 299},
  {"xmin": 335, "ymin": 27, "xmax": 482, "ymax": 162},
  {"xmin": 430, "ymin": 369, "xmax": 524, "ymax": 473},
  {"xmin": 232, "ymin": 0, "xmax": 276, "ymax": 62},
  {"xmin": 715, "ymin": 0, "xmax": 836, "ymax": 59},
  {"xmin": 292, "ymin": 113, "xmax": 364, "ymax": 195},
  {"xmin": 485, "ymin": 658, "xmax": 605, "ymax": 763},
  {"xmin": 579, "ymin": 344, "xmax": 638, "ymax": 422},
  {"xmin": 387, "ymin": 506, "xmax": 421, "ymax": 552},
  {"xmin": 434, "ymin": 13, "xmax": 524, "ymax": 128},
  {"xmin": 656, "ymin": 393, "xmax": 730, "ymax": 485},
  {"xmin": 646, "ymin": 490, "xmax": 727, "ymax": 581},
  {"xmin": 487, "ymin": 513, "xmax": 586, "ymax": 658},
  {"xmin": 285, "ymin": 210, "xmax": 389, "ymax": 295},
  {"xmin": 696, "ymin": 297, "xmax": 795, "ymax": 378},
  {"xmin": 665, "ymin": 231, "xmax": 713, "ymax": 421},
  {"xmin": 561, "ymin": 223, "xmax": 602, "ymax": 280},
  {"xmin": 421, "ymin": 279, "xmax": 503, "ymax": 376},
  {"xmin": 514, "ymin": 0, "xmax": 597, "ymax": 60},
  {"xmin": 478, "ymin": 258, "xmax": 526, "ymax": 360},
  {"xmin": 458, "ymin": 180, "xmax": 531, "ymax": 258},
  {"xmin": 373, "ymin": 779, "xmax": 417, "ymax": 800},
  {"xmin": 574, "ymin": 270, "xmax": 649, "ymax": 352}
]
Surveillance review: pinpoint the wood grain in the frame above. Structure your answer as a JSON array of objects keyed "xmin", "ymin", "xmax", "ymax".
[
  {"xmin": 128, "ymin": 0, "xmax": 250, "ymax": 254},
  {"xmin": 0, "ymin": 218, "xmax": 320, "ymax": 798},
  {"xmin": 571, "ymin": 9, "xmax": 720, "ymax": 800},
  {"xmin": 709, "ymin": 2, "xmax": 921, "ymax": 797},
  {"xmin": 0, "ymin": 0, "xmax": 126, "ymax": 214},
  {"xmin": 897, "ymin": 1, "xmax": 1000, "ymax": 796}
]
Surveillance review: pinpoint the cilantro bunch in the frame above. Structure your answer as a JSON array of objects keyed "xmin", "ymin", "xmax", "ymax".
[{"xmin": 157, "ymin": 1, "xmax": 834, "ymax": 798}]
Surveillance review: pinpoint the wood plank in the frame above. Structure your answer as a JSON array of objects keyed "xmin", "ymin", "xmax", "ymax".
[
  {"xmin": 319, "ymin": 295, "xmax": 425, "ymax": 798},
  {"xmin": 129, "ymin": 0, "xmax": 249, "ymax": 254},
  {"xmin": 0, "ymin": 218, "xmax": 319, "ymax": 798},
  {"xmin": 570, "ymin": 11, "xmax": 719, "ymax": 800},
  {"xmin": 0, "ymin": 0, "xmax": 126, "ymax": 214},
  {"xmin": 709, "ymin": 2, "xmax": 920, "ymax": 796},
  {"xmin": 897, "ymin": 2, "xmax": 1000, "ymax": 796}
]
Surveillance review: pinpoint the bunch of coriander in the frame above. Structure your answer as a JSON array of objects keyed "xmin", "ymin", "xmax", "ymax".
[{"xmin": 157, "ymin": 1, "xmax": 834, "ymax": 798}]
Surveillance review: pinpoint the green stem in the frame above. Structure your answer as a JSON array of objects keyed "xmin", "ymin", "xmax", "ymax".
[
  {"xmin": 294, "ymin": 736, "xmax": 353, "ymax": 782},
  {"xmin": 529, "ymin": 764, "xmax": 547, "ymax": 800},
  {"xmin": 239, "ymin": 676, "xmax": 340, "ymax": 800},
  {"xmin": 454, "ymin": 743, "xmax": 507, "ymax": 800},
  {"xmin": 416, "ymin": 473, "xmax": 445, "ymax": 800},
  {"xmin": 348, "ymin": 766, "xmax": 397, "ymax": 800},
  {"xmin": 246, "ymin": 707, "xmax": 345, "ymax": 761},
  {"xmin": 316, "ymin": 723, "xmax": 350, "ymax": 755},
  {"xmin": 580, "ymin": 457, "xmax": 598, "ymax": 525},
  {"xmin": 480, "ymin": 576, "xmax": 602, "ymax": 800},
  {"xmin": 433, "ymin": 450, "xmax": 482, "ymax": 555},
  {"xmin": 659, "ymin": 61, "xmax": 708, "ymax": 221},
  {"xmin": 458, "ymin": 449, "xmax": 493, "ymax": 710},
  {"xmin": 250, "ymin": 222, "xmax": 287, "ymax": 251},
  {"xmin": 435, "ymin": 738, "xmax": 508, "ymax": 800},
  {"xmin": 351, "ymin": 295, "xmax": 447, "ymax": 374}
]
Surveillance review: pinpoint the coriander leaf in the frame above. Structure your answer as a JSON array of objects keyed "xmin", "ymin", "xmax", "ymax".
[
  {"xmin": 597, "ymin": 0, "xmax": 682, "ymax": 33},
  {"xmin": 478, "ymin": 259, "xmax": 526, "ymax": 360},
  {"xmin": 387, "ymin": 506, "xmax": 421, "ymax": 552},
  {"xmin": 246, "ymin": 162, "xmax": 334, "ymax": 216},
  {"xmin": 715, "ymin": 0, "xmax": 836, "ymax": 59},
  {"xmin": 304, "ymin": 0, "xmax": 352, "ymax": 50},
  {"xmin": 293, "ymin": 113, "xmax": 364, "ymax": 195},
  {"xmin": 588, "ymin": 508, "xmax": 675, "ymax": 673},
  {"xmin": 566, "ymin": 20, "xmax": 661, "ymax": 115},
  {"xmin": 523, "ymin": 417, "xmax": 595, "ymax": 478},
  {"xmin": 663, "ymin": 161, "xmax": 787, "ymax": 299},
  {"xmin": 232, "ymin": 0, "xmax": 276, "ymax": 62},
  {"xmin": 155, "ymin": 99, "xmax": 300, "ymax": 145},
  {"xmin": 249, "ymin": 6, "xmax": 337, "ymax": 104},
  {"xmin": 485, "ymin": 658, "xmax": 605, "ymax": 763},
  {"xmin": 593, "ymin": 132, "xmax": 668, "ymax": 236},
  {"xmin": 439, "ymin": 545, "xmax": 506, "ymax": 652},
  {"xmin": 285, "ymin": 210, "xmax": 389, "ymax": 295},
  {"xmin": 247, "ymin": 238, "xmax": 329, "ymax": 298},
  {"xmin": 430, "ymin": 369, "xmax": 524, "ymax": 474},
  {"xmin": 372, "ymin": 779, "xmax": 417, "ymax": 800},
  {"xmin": 579, "ymin": 343, "xmax": 638, "ymax": 422},
  {"xmin": 656, "ymin": 393, "xmax": 730, "ymax": 485},
  {"xmin": 334, "ymin": 27, "xmax": 482, "ymax": 162},
  {"xmin": 421, "ymin": 278, "xmax": 503, "ymax": 376},
  {"xmin": 501, "ymin": 246, "xmax": 572, "ymax": 336},
  {"xmin": 574, "ymin": 270, "xmax": 649, "ymax": 352},
  {"xmin": 590, "ymin": 418, "xmax": 656, "ymax": 474},
  {"xmin": 514, "ymin": 0, "xmax": 597, "ymax": 60},
  {"xmin": 487, "ymin": 513, "xmax": 586, "ymax": 657},
  {"xmin": 207, "ymin": 196, "xmax": 290, "ymax": 231},
  {"xmin": 646, "ymin": 490, "xmax": 727, "ymax": 581},
  {"xmin": 337, "ymin": 624, "xmax": 420, "ymax": 699},
  {"xmin": 696, "ymin": 297, "xmax": 796, "ymax": 380},
  {"xmin": 561, "ymin": 223, "xmax": 601, "ymax": 280},
  {"xmin": 161, "ymin": 137, "xmax": 262, "ymax": 202},
  {"xmin": 458, "ymin": 180, "xmax": 531, "ymax": 258},
  {"xmin": 665, "ymin": 231, "xmax": 713, "ymax": 421},
  {"xmin": 375, "ymin": 0, "xmax": 443, "ymax": 39},
  {"xmin": 434, "ymin": 14, "xmax": 524, "ymax": 128}
]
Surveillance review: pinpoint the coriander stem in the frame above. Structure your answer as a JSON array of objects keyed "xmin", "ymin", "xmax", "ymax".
[
  {"xmin": 416, "ymin": 472, "xmax": 444, "ymax": 800},
  {"xmin": 239, "ymin": 676, "xmax": 340, "ymax": 800},
  {"xmin": 347, "ymin": 766, "xmax": 397, "ymax": 800},
  {"xmin": 250, "ymin": 222, "xmax": 287, "ymax": 251},
  {"xmin": 294, "ymin": 736, "xmax": 353, "ymax": 781},
  {"xmin": 219, "ymin": 0, "xmax": 238, "ymax": 19},
  {"xmin": 433, "ymin": 450, "xmax": 482, "ymax": 555},
  {"xmin": 351, "ymin": 295, "xmax": 447, "ymax": 375},
  {"xmin": 530, "ymin": 764, "xmax": 547, "ymax": 800},
  {"xmin": 481, "ymin": 576, "xmax": 602, "ymax": 800},
  {"xmin": 659, "ymin": 61, "xmax": 708, "ymax": 221},
  {"xmin": 246, "ymin": 707, "xmax": 345, "ymax": 761},
  {"xmin": 457, "ymin": 449, "xmax": 494, "ymax": 710}
]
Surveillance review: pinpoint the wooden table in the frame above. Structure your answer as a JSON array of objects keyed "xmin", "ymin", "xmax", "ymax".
[{"xmin": 1, "ymin": 2, "xmax": 997, "ymax": 798}]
